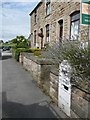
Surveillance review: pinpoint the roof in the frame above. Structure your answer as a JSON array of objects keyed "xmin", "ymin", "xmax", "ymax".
[{"xmin": 29, "ymin": 1, "xmax": 43, "ymax": 16}]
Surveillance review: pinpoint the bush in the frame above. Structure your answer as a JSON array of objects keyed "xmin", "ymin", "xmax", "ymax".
[
  {"xmin": 14, "ymin": 48, "xmax": 33, "ymax": 61},
  {"xmin": 30, "ymin": 48, "xmax": 41, "ymax": 52},
  {"xmin": 43, "ymin": 41, "xmax": 90, "ymax": 92},
  {"xmin": 34, "ymin": 50, "xmax": 41, "ymax": 56},
  {"xmin": 14, "ymin": 48, "xmax": 41, "ymax": 61},
  {"xmin": 15, "ymin": 42, "xmax": 29, "ymax": 48}
]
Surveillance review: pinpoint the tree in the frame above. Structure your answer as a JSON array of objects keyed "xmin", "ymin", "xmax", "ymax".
[
  {"xmin": 11, "ymin": 35, "xmax": 29, "ymax": 48},
  {"xmin": 11, "ymin": 38, "xmax": 18, "ymax": 44}
]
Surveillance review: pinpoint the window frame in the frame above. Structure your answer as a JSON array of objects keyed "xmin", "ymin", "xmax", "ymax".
[
  {"xmin": 34, "ymin": 10, "xmax": 37, "ymax": 24},
  {"xmin": 46, "ymin": 0, "xmax": 51, "ymax": 16},
  {"xmin": 40, "ymin": 28, "xmax": 43, "ymax": 49},
  {"xmin": 34, "ymin": 30, "xmax": 36, "ymax": 46},
  {"xmin": 58, "ymin": 19, "xmax": 63, "ymax": 42},
  {"xmin": 70, "ymin": 11, "xmax": 80, "ymax": 40},
  {"xmin": 46, "ymin": 24, "xmax": 50, "ymax": 42}
]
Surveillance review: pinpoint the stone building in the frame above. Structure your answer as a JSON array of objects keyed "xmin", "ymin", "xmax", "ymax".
[{"xmin": 29, "ymin": 0, "xmax": 89, "ymax": 49}]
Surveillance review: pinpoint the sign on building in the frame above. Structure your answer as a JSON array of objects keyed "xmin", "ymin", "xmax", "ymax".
[{"xmin": 81, "ymin": 0, "xmax": 90, "ymax": 25}]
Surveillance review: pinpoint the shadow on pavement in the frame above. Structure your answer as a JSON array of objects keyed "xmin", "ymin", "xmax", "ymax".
[
  {"xmin": 2, "ymin": 92, "xmax": 58, "ymax": 119},
  {"xmin": 1, "ymin": 56, "xmax": 12, "ymax": 60}
]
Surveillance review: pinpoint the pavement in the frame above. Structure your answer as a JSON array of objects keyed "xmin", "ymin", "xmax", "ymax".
[
  {"xmin": 1, "ymin": 51, "xmax": 60, "ymax": 119},
  {"xmin": 0, "ymin": 58, "xmax": 2, "ymax": 119},
  {"xmin": 0, "ymin": 51, "xmax": 69, "ymax": 119}
]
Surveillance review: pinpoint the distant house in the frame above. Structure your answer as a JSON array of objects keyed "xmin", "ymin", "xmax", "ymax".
[
  {"xmin": 29, "ymin": 0, "xmax": 88, "ymax": 49},
  {"xmin": 28, "ymin": 34, "xmax": 32, "ymax": 48}
]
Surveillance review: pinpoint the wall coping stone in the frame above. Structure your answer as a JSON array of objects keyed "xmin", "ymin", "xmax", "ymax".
[
  {"xmin": 21, "ymin": 52, "xmax": 55, "ymax": 65},
  {"xmin": 71, "ymin": 84, "xmax": 90, "ymax": 102},
  {"xmin": 50, "ymin": 67, "xmax": 59, "ymax": 76}
]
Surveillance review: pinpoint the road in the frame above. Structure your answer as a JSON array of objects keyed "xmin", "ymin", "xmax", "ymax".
[{"xmin": 1, "ymin": 51, "xmax": 58, "ymax": 118}]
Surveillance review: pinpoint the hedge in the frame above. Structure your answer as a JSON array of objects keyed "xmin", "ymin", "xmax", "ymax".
[{"xmin": 13, "ymin": 48, "xmax": 41, "ymax": 61}]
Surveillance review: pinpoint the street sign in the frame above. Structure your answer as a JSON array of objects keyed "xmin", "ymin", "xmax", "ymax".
[{"xmin": 81, "ymin": 0, "xmax": 90, "ymax": 25}]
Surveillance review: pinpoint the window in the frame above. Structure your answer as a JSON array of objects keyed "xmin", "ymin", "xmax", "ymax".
[
  {"xmin": 34, "ymin": 30, "xmax": 36, "ymax": 46},
  {"xmin": 34, "ymin": 10, "xmax": 37, "ymax": 24},
  {"xmin": 46, "ymin": 24, "xmax": 50, "ymax": 42},
  {"xmin": 70, "ymin": 11, "xmax": 80, "ymax": 40},
  {"xmin": 58, "ymin": 20, "xmax": 63, "ymax": 42},
  {"xmin": 46, "ymin": 0, "xmax": 51, "ymax": 15},
  {"xmin": 40, "ymin": 28, "xmax": 43, "ymax": 49}
]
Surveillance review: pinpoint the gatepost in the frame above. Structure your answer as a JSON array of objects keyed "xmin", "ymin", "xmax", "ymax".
[{"xmin": 58, "ymin": 60, "xmax": 71, "ymax": 116}]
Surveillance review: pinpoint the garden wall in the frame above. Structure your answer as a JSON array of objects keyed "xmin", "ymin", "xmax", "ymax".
[
  {"xmin": 71, "ymin": 85, "xmax": 90, "ymax": 118},
  {"xmin": 19, "ymin": 53, "xmax": 90, "ymax": 118},
  {"xmin": 19, "ymin": 53, "xmax": 55, "ymax": 94},
  {"xmin": 50, "ymin": 68, "xmax": 59, "ymax": 105},
  {"xmin": 49, "ymin": 68, "xmax": 90, "ymax": 118}
]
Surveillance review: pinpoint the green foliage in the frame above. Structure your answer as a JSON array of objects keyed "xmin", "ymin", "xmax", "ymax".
[
  {"xmin": 15, "ymin": 42, "xmax": 28, "ymax": 48},
  {"xmin": 14, "ymin": 48, "xmax": 33, "ymax": 61},
  {"xmin": 61, "ymin": 42, "xmax": 89, "ymax": 82},
  {"xmin": 1, "ymin": 40, "xmax": 16, "ymax": 47},
  {"xmin": 14, "ymin": 47, "xmax": 41, "ymax": 61},
  {"xmin": 30, "ymin": 48, "xmax": 40, "ymax": 52},
  {"xmin": 43, "ymin": 41, "xmax": 90, "ymax": 91},
  {"xmin": 44, "ymin": 43, "xmax": 49, "ymax": 50},
  {"xmin": 11, "ymin": 35, "xmax": 29, "ymax": 48},
  {"xmin": 11, "ymin": 38, "xmax": 18, "ymax": 44},
  {"xmin": 34, "ymin": 50, "xmax": 41, "ymax": 56},
  {"xmin": 11, "ymin": 35, "xmax": 42, "ymax": 60}
]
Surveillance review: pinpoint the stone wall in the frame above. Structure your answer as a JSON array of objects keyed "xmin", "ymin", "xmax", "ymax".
[
  {"xmin": 20, "ymin": 53, "xmax": 55, "ymax": 94},
  {"xmin": 19, "ymin": 53, "xmax": 90, "ymax": 118},
  {"xmin": 49, "ymin": 68, "xmax": 90, "ymax": 118},
  {"xmin": 30, "ymin": 1, "xmax": 52, "ymax": 48},
  {"xmin": 71, "ymin": 85, "xmax": 90, "ymax": 118},
  {"xmin": 23, "ymin": 55, "xmax": 41, "ymax": 84},
  {"xmin": 19, "ymin": 53, "xmax": 24, "ymax": 64},
  {"xmin": 30, "ymin": 1, "xmax": 89, "ymax": 49},
  {"xmin": 50, "ymin": 68, "xmax": 59, "ymax": 105},
  {"xmin": 50, "ymin": 1, "xmax": 80, "ymax": 43}
]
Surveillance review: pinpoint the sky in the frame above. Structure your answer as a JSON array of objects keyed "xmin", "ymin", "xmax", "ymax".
[{"xmin": 0, "ymin": 0, "xmax": 41, "ymax": 42}]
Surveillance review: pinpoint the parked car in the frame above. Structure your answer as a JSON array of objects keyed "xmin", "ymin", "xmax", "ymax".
[
  {"xmin": 3, "ymin": 46, "xmax": 10, "ymax": 51},
  {"xmin": 0, "ymin": 46, "xmax": 3, "ymax": 49}
]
